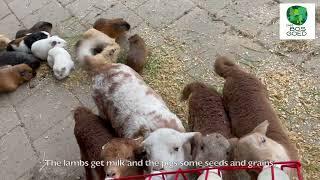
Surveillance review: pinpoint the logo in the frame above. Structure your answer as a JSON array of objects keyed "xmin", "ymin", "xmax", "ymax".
[
  {"xmin": 286, "ymin": 6, "xmax": 308, "ymax": 25},
  {"xmin": 280, "ymin": 3, "xmax": 315, "ymax": 40}
]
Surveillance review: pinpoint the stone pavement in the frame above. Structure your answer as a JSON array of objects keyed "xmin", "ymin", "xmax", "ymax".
[{"xmin": 0, "ymin": 0, "xmax": 319, "ymax": 179}]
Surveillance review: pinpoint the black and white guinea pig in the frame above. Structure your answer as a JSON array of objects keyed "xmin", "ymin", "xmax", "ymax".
[
  {"xmin": 7, "ymin": 31, "xmax": 50, "ymax": 53},
  {"xmin": 0, "ymin": 51, "xmax": 41, "ymax": 70}
]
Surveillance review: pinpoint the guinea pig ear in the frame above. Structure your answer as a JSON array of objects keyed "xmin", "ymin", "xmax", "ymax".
[
  {"xmin": 252, "ymin": 120, "xmax": 269, "ymax": 135},
  {"xmin": 109, "ymin": 48, "xmax": 116, "ymax": 56},
  {"xmin": 51, "ymin": 41, "xmax": 57, "ymax": 47},
  {"xmin": 20, "ymin": 70, "xmax": 33, "ymax": 81}
]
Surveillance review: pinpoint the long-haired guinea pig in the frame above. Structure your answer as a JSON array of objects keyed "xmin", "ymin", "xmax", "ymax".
[
  {"xmin": 93, "ymin": 18, "xmax": 130, "ymax": 39},
  {"xmin": 16, "ymin": 21, "xmax": 52, "ymax": 39}
]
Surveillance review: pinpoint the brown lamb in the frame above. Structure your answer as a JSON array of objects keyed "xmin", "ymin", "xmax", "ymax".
[
  {"xmin": 0, "ymin": 64, "xmax": 35, "ymax": 93},
  {"xmin": 126, "ymin": 34, "xmax": 147, "ymax": 73},
  {"xmin": 74, "ymin": 107, "xmax": 144, "ymax": 180},
  {"xmin": 93, "ymin": 18, "xmax": 130, "ymax": 39},
  {"xmin": 182, "ymin": 82, "xmax": 242, "ymax": 180},
  {"xmin": 214, "ymin": 56, "xmax": 299, "ymax": 177}
]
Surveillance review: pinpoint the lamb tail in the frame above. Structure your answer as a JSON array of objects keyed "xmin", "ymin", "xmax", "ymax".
[
  {"xmin": 214, "ymin": 56, "xmax": 237, "ymax": 78},
  {"xmin": 181, "ymin": 82, "xmax": 207, "ymax": 101}
]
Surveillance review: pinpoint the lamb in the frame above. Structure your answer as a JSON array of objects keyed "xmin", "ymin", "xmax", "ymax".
[
  {"xmin": 76, "ymin": 28, "xmax": 120, "ymax": 67},
  {"xmin": 73, "ymin": 106, "xmax": 144, "ymax": 179},
  {"xmin": 126, "ymin": 34, "xmax": 148, "ymax": 73},
  {"xmin": 92, "ymin": 63, "xmax": 199, "ymax": 178},
  {"xmin": 31, "ymin": 35, "xmax": 67, "ymax": 60},
  {"xmin": 0, "ymin": 64, "xmax": 35, "ymax": 93},
  {"xmin": 0, "ymin": 34, "xmax": 10, "ymax": 50},
  {"xmin": 92, "ymin": 63, "xmax": 186, "ymax": 138},
  {"xmin": 7, "ymin": 31, "xmax": 50, "ymax": 53},
  {"xmin": 181, "ymin": 82, "xmax": 236, "ymax": 180},
  {"xmin": 0, "ymin": 51, "xmax": 41, "ymax": 70},
  {"xmin": 93, "ymin": 18, "xmax": 130, "ymax": 39},
  {"xmin": 47, "ymin": 47, "xmax": 74, "ymax": 80},
  {"xmin": 16, "ymin": 21, "xmax": 52, "ymax": 38},
  {"xmin": 214, "ymin": 56, "xmax": 299, "ymax": 177}
]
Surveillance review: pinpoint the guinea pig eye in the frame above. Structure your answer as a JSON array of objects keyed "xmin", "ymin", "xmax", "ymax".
[
  {"xmin": 174, "ymin": 147, "xmax": 179, "ymax": 152},
  {"xmin": 261, "ymin": 137, "xmax": 266, "ymax": 143},
  {"xmin": 200, "ymin": 145, "xmax": 204, "ymax": 151}
]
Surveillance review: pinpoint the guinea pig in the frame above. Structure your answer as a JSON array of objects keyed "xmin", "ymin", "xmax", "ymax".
[
  {"xmin": 0, "ymin": 51, "xmax": 41, "ymax": 70},
  {"xmin": 47, "ymin": 47, "xmax": 74, "ymax": 80},
  {"xmin": 76, "ymin": 28, "xmax": 120, "ymax": 67},
  {"xmin": 31, "ymin": 35, "xmax": 67, "ymax": 60},
  {"xmin": 16, "ymin": 21, "xmax": 52, "ymax": 38},
  {"xmin": 7, "ymin": 31, "xmax": 50, "ymax": 53},
  {"xmin": 93, "ymin": 18, "xmax": 130, "ymax": 39},
  {"xmin": 0, "ymin": 64, "xmax": 35, "ymax": 93},
  {"xmin": 126, "ymin": 34, "xmax": 147, "ymax": 73},
  {"xmin": 0, "ymin": 34, "xmax": 10, "ymax": 51}
]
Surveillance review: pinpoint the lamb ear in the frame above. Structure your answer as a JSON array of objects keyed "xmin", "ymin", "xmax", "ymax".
[
  {"xmin": 190, "ymin": 133, "xmax": 202, "ymax": 160},
  {"xmin": 252, "ymin": 120, "xmax": 269, "ymax": 135},
  {"xmin": 182, "ymin": 132, "xmax": 201, "ymax": 144}
]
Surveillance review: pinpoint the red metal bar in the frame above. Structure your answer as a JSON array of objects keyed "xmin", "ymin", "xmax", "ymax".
[
  {"xmin": 271, "ymin": 166, "xmax": 275, "ymax": 180},
  {"xmin": 114, "ymin": 161, "xmax": 303, "ymax": 180}
]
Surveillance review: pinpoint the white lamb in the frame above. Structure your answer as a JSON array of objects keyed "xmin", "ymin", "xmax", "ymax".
[
  {"xmin": 47, "ymin": 47, "xmax": 74, "ymax": 80},
  {"xmin": 31, "ymin": 35, "xmax": 66, "ymax": 60}
]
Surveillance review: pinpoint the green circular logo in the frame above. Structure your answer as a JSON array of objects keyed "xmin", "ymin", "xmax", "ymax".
[{"xmin": 287, "ymin": 6, "xmax": 308, "ymax": 25}]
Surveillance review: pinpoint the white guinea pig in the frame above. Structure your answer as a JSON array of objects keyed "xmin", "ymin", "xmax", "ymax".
[
  {"xmin": 47, "ymin": 47, "xmax": 74, "ymax": 80},
  {"xmin": 31, "ymin": 35, "xmax": 67, "ymax": 60}
]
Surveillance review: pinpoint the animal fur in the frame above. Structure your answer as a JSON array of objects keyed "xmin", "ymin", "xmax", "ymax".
[
  {"xmin": 126, "ymin": 34, "xmax": 147, "ymax": 73},
  {"xmin": 93, "ymin": 18, "xmax": 130, "ymax": 39},
  {"xmin": 7, "ymin": 31, "xmax": 50, "ymax": 53},
  {"xmin": 76, "ymin": 28, "xmax": 120, "ymax": 68},
  {"xmin": 92, "ymin": 63, "xmax": 185, "ymax": 138},
  {"xmin": 0, "ymin": 51, "xmax": 41, "ymax": 70},
  {"xmin": 74, "ymin": 107, "xmax": 144, "ymax": 179},
  {"xmin": 47, "ymin": 47, "xmax": 74, "ymax": 80},
  {"xmin": 214, "ymin": 57, "xmax": 299, "ymax": 178},
  {"xmin": 16, "ymin": 21, "xmax": 52, "ymax": 38},
  {"xmin": 141, "ymin": 128, "xmax": 199, "ymax": 180},
  {"xmin": 31, "ymin": 35, "xmax": 67, "ymax": 60},
  {"xmin": 0, "ymin": 64, "xmax": 35, "ymax": 93},
  {"xmin": 182, "ymin": 82, "xmax": 232, "ymax": 138},
  {"xmin": 0, "ymin": 34, "xmax": 10, "ymax": 50},
  {"xmin": 182, "ymin": 82, "xmax": 240, "ymax": 180}
]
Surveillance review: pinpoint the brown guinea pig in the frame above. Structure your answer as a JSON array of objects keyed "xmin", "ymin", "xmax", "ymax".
[
  {"xmin": 126, "ymin": 34, "xmax": 147, "ymax": 73},
  {"xmin": 93, "ymin": 18, "xmax": 130, "ymax": 39},
  {"xmin": 0, "ymin": 64, "xmax": 35, "ymax": 93}
]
